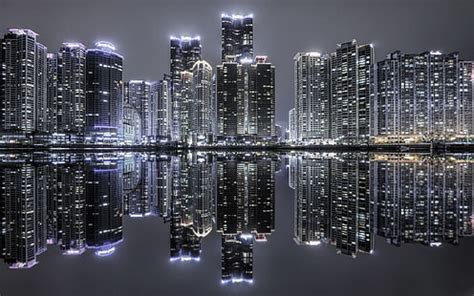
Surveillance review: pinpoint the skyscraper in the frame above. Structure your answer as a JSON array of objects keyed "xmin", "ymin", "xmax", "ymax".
[
  {"xmin": 35, "ymin": 43, "xmax": 48, "ymax": 134},
  {"xmin": 169, "ymin": 36, "xmax": 201, "ymax": 143},
  {"xmin": 84, "ymin": 41, "xmax": 123, "ymax": 144},
  {"xmin": 221, "ymin": 14, "xmax": 253, "ymax": 62},
  {"xmin": 217, "ymin": 14, "xmax": 274, "ymax": 144},
  {"xmin": 330, "ymin": 40, "xmax": 374, "ymax": 144},
  {"xmin": 216, "ymin": 61, "xmax": 239, "ymax": 139},
  {"xmin": 122, "ymin": 101, "xmax": 141, "ymax": 144},
  {"xmin": 373, "ymin": 51, "xmax": 471, "ymax": 143},
  {"xmin": 180, "ymin": 70, "xmax": 193, "ymax": 144},
  {"xmin": 216, "ymin": 57, "xmax": 276, "ymax": 143},
  {"xmin": 288, "ymin": 108, "xmax": 297, "ymax": 142},
  {"xmin": 124, "ymin": 80, "xmax": 158, "ymax": 143},
  {"xmin": 56, "ymin": 43, "xmax": 86, "ymax": 141},
  {"xmin": 46, "ymin": 53, "xmax": 58, "ymax": 134},
  {"xmin": 0, "ymin": 29, "xmax": 47, "ymax": 141},
  {"xmin": 191, "ymin": 60, "xmax": 213, "ymax": 144},
  {"xmin": 459, "ymin": 61, "xmax": 474, "ymax": 140},
  {"xmin": 156, "ymin": 75, "xmax": 171, "ymax": 142},
  {"xmin": 294, "ymin": 52, "xmax": 331, "ymax": 143}
]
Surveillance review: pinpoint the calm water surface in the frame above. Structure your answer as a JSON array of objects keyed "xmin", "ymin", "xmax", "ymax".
[{"xmin": 0, "ymin": 151, "xmax": 473, "ymax": 296}]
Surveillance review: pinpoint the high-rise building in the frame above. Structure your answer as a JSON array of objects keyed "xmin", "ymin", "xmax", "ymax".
[
  {"xmin": 217, "ymin": 14, "xmax": 275, "ymax": 144},
  {"xmin": 331, "ymin": 40, "xmax": 374, "ymax": 144},
  {"xmin": 169, "ymin": 36, "xmax": 201, "ymax": 142},
  {"xmin": 216, "ymin": 61, "xmax": 239, "ymax": 138},
  {"xmin": 459, "ymin": 62, "xmax": 474, "ymax": 140},
  {"xmin": 216, "ymin": 57, "xmax": 275, "ymax": 143},
  {"xmin": 84, "ymin": 41, "xmax": 123, "ymax": 144},
  {"xmin": 0, "ymin": 29, "xmax": 47, "ymax": 141},
  {"xmin": 190, "ymin": 60, "xmax": 213, "ymax": 144},
  {"xmin": 46, "ymin": 53, "xmax": 58, "ymax": 134},
  {"xmin": 221, "ymin": 14, "xmax": 253, "ymax": 62},
  {"xmin": 373, "ymin": 51, "xmax": 465, "ymax": 143},
  {"xmin": 288, "ymin": 108, "xmax": 297, "ymax": 142},
  {"xmin": 294, "ymin": 52, "xmax": 331, "ymax": 143},
  {"xmin": 180, "ymin": 70, "xmax": 193, "ymax": 144},
  {"xmin": 35, "ymin": 43, "xmax": 48, "ymax": 134},
  {"xmin": 156, "ymin": 75, "xmax": 171, "ymax": 142},
  {"xmin": 124, "ymin": 80, "xmax": 159, "ymax": 143},
  {"xmin": 122, "ymin": 101, "xmax": 141, "ymax": 144},
  {"xmin": 56, "ymin": 43, "xmax": 86, "ymax": 141}
]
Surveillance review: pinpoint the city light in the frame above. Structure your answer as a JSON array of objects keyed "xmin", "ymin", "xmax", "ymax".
[{"xmin": 95, "ymin": 41, "xmax": 116, "ymax": 51}]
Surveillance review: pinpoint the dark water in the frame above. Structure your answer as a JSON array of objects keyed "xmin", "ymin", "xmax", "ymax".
[{"xmin": 0, "ymin": 151, "xmax": 473, "ymax": 296}]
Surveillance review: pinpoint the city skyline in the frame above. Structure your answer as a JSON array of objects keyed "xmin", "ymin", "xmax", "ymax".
[{"xmin": 2, "ymin": 0, "xmax": 473, "ymax": 130}]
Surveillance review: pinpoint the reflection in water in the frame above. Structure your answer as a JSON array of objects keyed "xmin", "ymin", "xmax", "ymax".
[{"xmin": 0, "ymin": 152, "xmax": 472, "ymax": 282}]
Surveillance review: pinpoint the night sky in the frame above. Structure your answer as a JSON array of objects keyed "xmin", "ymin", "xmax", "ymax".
[{"xmin": 1, "ymin": 0, "xmax": 473, "ymax": 129}]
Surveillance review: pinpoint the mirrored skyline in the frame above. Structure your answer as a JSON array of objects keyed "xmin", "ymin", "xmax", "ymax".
[{"xmin": 0, "ymin": 151, "xmax": 472, "ymax": 293}]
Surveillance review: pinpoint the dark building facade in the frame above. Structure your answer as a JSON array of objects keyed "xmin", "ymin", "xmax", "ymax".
[
  {"xmin": 221, "ymin": 14, "xmax": 253, "ymax": 62},
  {"xmin": 84, "ymin": 42, "xmax": 123, "ymax": 144},
  {"xmin": 169, "ymin": 36, "xmax": 201, "ymax": 143}
]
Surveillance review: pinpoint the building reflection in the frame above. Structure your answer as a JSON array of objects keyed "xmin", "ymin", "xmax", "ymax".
[
  {"xmin": 291, "ymin": 153, "xmax": 372, "ymax": 257},
  {"xmin": 216, "ymin": 153, "xmax": 277, "ymax": 283},
  {"xmin": 370, "ymin": 154, "xmax": 473, "ymax": 246},
  {"xmin": 289, "ymin": 153, "xmax": 473, "ymax": 257},
  {"xmin": 0, "ymin": 152, "xmax": 472, "ymax": 284},
  {"xmin": 166, "ymin": 153, "xmax": 214, "ymax": 262}
]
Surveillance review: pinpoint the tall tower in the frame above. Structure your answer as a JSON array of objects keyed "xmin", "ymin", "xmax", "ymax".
[
  {"xmin": 294, "ymin": 52, "xmax": 331, "ymax": 143},
  {"xmin": 216, "ymin": 57, "xmax": 275, "ymax": 142},
  {"xmin": 156, "ymin": 75, "xmax": 171, "ymax": 142},
  {"xmin": 191, "ymin": 60, "xmax": 213, "ymax": 143},
  {"xmin": 85, "ymin": 41, "xmax": 123, "ymax": 144},
  {"xmin": 0, "ymin": 29, "xmax": 47, "ymax": 140},
  {"xmin": 253, "ymin": 56, "xmax": 276, "ymax": 140},
  {"xmin": 46, "ymin": 53, "xmax": 58, "ymax": 134},
  {"xmin": 217, "ymin": 14, "xmax": 275, "ymax": 144},
  {"xmin": 330, "ymin": 40, "xmax": 374, "ymax": 144},
  {"xmin": 221, "ymin": 14, "xmax": 254, "ymax": 62},
  {"xmin": 124, "ymin": 80, "xmax": 158, "ymax": 143},
  {"xmin": 169, "ymin": 36, "xmax": 201, "ymax": 142},
  {"xmin": 35, "ymin": 43, "xmax": 48, "ymax": 134},
  {"xmin": 459, "ymin": 62, "xmax": 474, "ymax": 140},
  {"xmin": 57, "ymin": 43, "xmax": 86, "ymax": 141}
]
